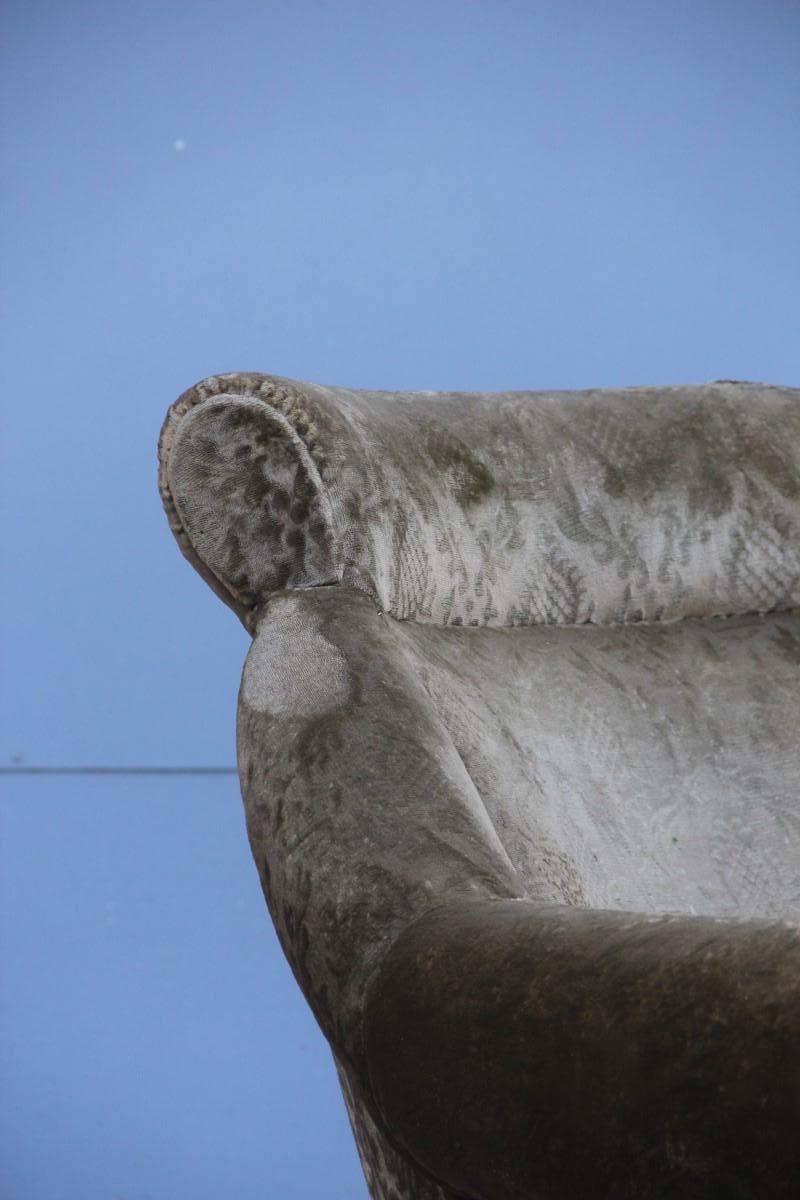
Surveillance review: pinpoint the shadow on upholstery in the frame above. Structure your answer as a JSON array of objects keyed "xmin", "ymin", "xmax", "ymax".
[{"xmin": 159, "ymin": 373, "xmax": 800, "ymax": 1200}]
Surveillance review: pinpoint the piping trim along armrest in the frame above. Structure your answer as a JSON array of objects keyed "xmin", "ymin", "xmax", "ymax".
[{"xmin": 159, "ymin": 374, "xmax": 341, "ymax": 627}]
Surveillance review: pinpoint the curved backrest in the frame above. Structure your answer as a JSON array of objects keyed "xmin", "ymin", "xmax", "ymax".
[{"xmin": 388, "ymin": 607, "xmax": 800, "ymax": 919}]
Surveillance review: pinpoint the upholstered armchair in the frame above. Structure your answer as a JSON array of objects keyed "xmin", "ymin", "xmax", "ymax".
[{"xmin": 159, "ymin": 373, "xmax": 800, "ymax": 1200}]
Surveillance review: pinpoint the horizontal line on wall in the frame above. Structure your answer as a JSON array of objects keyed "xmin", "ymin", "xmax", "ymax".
[{"xmin": 0, "ymin": 766, "xmax": 238, "ymax": 775}]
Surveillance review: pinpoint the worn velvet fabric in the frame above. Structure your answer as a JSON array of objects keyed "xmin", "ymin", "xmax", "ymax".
[
  {"xmin": 160, "ymin": 373, "xmax": 800, "ymax": 630},
  {"xmin": 159, "ymin": 374, "xmax": 800, "ymax": 1200}
]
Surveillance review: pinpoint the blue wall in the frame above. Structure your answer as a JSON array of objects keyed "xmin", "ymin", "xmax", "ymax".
[{"xmin": 2, "ymin": 2, "xmax": 798, "ymax": 1196}]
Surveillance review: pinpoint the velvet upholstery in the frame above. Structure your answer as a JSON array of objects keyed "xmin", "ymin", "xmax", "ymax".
[{"xmin": 159, "ymin": 374, "xmax": 800, "ymax": 1200}]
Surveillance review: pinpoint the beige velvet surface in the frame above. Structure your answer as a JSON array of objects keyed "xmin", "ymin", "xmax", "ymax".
[{"xmin": 391, "ymin": 608, "xmax": 800, "ymax": 920}]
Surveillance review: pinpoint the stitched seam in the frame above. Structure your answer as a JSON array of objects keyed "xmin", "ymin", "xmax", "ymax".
[{"xmin": 381, "ymin": 604, "xmax": 800, "ymax": 629}]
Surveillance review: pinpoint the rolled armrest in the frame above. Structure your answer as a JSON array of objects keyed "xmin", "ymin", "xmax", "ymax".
[{"xmin": 159, "ymin": 373, "xmax": 800, "ymax": 630}]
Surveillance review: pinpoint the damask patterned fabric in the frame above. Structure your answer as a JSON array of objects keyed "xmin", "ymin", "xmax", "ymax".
[
  {"xmin": 237, "ymin": 586, "xmax": 800, "ymax": 1200},
  {"xmin": 160, "ymin": 372, "xmax": 800, "ymax": 631},
  {"xmin": 159, "ymin": 373, "xmax": 800, "ymax": 1200}
]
